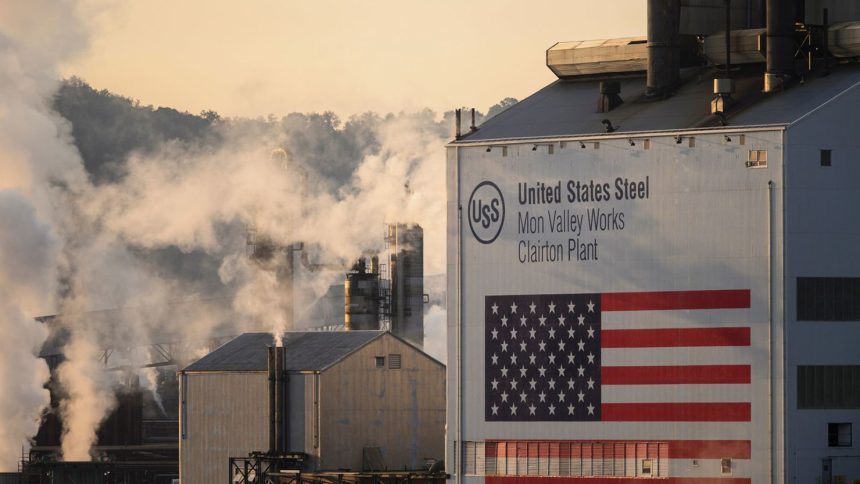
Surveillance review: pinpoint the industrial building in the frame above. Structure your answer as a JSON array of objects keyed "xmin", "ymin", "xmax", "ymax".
[
  {"xmin": 179, "ymin": 330, "xmax": 445, "ymax": 484},
  {"xmin": 447, "ymin": 2, "xmax": 860, "ymax": 484}
]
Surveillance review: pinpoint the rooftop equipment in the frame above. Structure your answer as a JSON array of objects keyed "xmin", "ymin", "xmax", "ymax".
[{"xmin": 546, "ymin": 37, "xmax": 648, "ymax": 78}]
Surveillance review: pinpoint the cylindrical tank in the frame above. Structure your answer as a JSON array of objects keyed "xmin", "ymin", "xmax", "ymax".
[{"xmin": 344, "ymin": 258, "xmax": 380, "ymax": 331}]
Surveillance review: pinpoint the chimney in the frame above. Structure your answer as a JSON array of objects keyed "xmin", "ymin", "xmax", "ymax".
[
  {"xmin": 597, "ymin": 81, "xmax": 623, "ymax": 113},
  {"xmin": 646, "ymin": 0, "xmax": 682, "ymax": 97},
  {"xmin": 267, "ymin": 345, "xmax": 288, "ymax": 454},
  {"xmin": 764, "ymin": 0, "xmax": 797, "ymax": 91}
]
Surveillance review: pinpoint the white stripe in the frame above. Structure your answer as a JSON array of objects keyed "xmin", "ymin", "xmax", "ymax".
[
  {"xmin": 602, "ymin": 384, "xmax": 751, "ymax": 404},
  {"xmin": 602, "ymin": 346, "xmax": 752, "ymax": 366},
  {"xmin": 601, "ymin": 308, "xmax": 754, "ymax": 330},
  {"xmin": 470, "ymin": 457, "xmax": 751, "ymax": 479}
]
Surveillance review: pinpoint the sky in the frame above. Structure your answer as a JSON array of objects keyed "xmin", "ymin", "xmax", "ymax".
[{"xmin": 61, "ymin": 0, "xmax": 647, "ymax": 118}]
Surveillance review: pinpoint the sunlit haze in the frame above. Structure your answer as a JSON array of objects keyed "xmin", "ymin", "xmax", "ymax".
[{"xmin": 62, "ymin": 0, "xmax": 646, "ymax": 117}]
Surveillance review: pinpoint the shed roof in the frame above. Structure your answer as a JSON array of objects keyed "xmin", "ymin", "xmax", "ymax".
[
  {"xmin": 456, "ymin": 64, "xmax": 860, "ymax": 142},
  {"xmin": 182, "ymin": 330, "xmax": 385, "ymax": 372}
]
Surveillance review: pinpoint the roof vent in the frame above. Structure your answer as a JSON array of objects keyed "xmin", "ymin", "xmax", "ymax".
[{"xmin": 597, "ymin": 81, "xmax": 623, "ymax": 113}]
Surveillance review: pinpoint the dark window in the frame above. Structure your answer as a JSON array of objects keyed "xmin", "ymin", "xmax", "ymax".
[
  {"xmin": 797, "ymin": 277, "xmax": 860, "ymax": 321},
  {"xmin": 389, "ymin": 354, "xmax": 402, "ymax": 369},
  {"xmin": 798, "ymin": 366, "xmax": 860, "ymax": 409},
  {"xmin": 829, "ymin": 423, "xmax": 852, "ymax": 447},
  {"xmin": 375, "ymin": 356, "xmax": 385, "ymax": 368},
  {"xmin": 721, "ymin": 459, "xmax": 732, "ymax": 475},
  {"xmin": 821, "ymin": 149, "xmax": 832, "ymax": 167}
]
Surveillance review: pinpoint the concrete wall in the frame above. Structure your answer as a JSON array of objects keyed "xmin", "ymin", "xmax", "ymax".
[
  {"xmin": 319, "ymin": 333, "xmax": 446, "ymax": 471},
  {"xmin": 180, "ymin": 371, "xmax": 268, "ymax": 484},
  {"xmin": 784, "ymin": 84, "xmax": 860, "ymax": 484}
]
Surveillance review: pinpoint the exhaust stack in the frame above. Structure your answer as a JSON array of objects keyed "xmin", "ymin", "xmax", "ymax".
[
  {"xmin": 267, "ymin": 345, "xmax": 288, "ymax": 455},
  {"xmin": 646, "ymin": 0, "xmax": 682, "ymax": 97},
  {"xmin": 764, "ymin": 0, "xmax": 797, "ymax": 91}
]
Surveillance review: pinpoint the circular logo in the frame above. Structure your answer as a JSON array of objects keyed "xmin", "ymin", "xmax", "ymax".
[{"xmin": 468, "ymin": 181, "xmax": 505, "ymax": 244}]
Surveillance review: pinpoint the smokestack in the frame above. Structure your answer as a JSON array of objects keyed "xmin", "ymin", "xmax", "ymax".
[
  {"xmin": 764, "ymin": 0, "xmax": 796, "ymax": 91},
  {"xmin": 646, "ymin": 0, "xmax": 681, "ymax": 97},
  {"xmin": 267, "ymin": 345, "xmax": 287, "ymax": 454}
]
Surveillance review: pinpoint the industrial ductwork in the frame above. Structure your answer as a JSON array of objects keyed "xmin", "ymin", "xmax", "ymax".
[{"xmin": 647, "ymin": 0, "xmax": 682, "ymax": 97}]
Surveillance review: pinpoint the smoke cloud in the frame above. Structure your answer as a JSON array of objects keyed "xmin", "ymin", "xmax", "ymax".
[{"xmin": 1, "ymin": 0, "xmax": 501, "ymax": 467}]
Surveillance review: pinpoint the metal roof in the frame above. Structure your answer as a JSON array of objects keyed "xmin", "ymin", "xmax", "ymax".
[
  {"xmin": 182, "ymin": 330, "xmax": 385, "ymax": 372},
  {"xmin": 456, "ymin": 64, "xmax": 860, "ymax": 142}
]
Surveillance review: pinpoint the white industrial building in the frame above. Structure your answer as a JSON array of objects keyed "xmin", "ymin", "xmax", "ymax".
[
  {"xmin": 179, "ymin": 330, "xmax": 445, "ymax": 484},
  {"xmin": 446, "ymin": 2, "xmax": 860, "ymax": 484}
]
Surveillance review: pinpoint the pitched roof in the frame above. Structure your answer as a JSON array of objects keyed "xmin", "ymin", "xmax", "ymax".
[
  {"xmin": 455, "ymin": 64, "xmax": 860, "ymax": 142},
  {"xmin": 182, "ymin": 330, "xmax": 385, "ymax": 372}
]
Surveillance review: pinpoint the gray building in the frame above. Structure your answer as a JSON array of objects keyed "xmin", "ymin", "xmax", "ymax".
[
  {"xmin": 179, "ymin": 330, "xmax": 445, "ymax": 484},
  {"xmin": 447, "ymin": 3, "xmax": 860, "ymax": 484}
]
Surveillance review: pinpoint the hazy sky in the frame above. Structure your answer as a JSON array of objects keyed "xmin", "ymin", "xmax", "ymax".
[{"xmin": 62, "ymin": 1, "xmax": 646, "ymax": 118}]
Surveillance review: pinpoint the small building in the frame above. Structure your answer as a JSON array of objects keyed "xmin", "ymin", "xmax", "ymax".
[{"xmin": 179, "ymin": 330, "xmax": 445, "ymax": 484}]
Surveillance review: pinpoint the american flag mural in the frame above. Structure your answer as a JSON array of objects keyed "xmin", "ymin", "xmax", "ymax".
[
  {"xmin": 473, "ymin": 289, "xmax": 756, "ymax": 482},
  {"xmin": 485, "ymin": 289, "xmax": 751, "ymax": 422}
]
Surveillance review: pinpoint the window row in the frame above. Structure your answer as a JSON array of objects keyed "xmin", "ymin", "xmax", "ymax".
[{"xmin": 461, "ymin": 441, "xmax": 668, "ymax": 478}]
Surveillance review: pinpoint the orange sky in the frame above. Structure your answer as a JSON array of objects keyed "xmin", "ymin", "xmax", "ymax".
[{"xmin": 61, "ymin": 1, "xmax": 646, "ymax": 118}]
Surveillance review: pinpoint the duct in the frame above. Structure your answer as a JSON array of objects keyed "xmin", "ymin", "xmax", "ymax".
[
  {"xmin": 647, "ymin": 0, "xmax": 682, "ymax": 96},
  {"xmin": 828, "ymin": 21, "xmax": 860, "ymax": 57},
  {"xmin": 703, "ymin": 28, "xmax": 767, "ymax": 65},
  {"xmin": 765, "ymin": 0, "xmax": 797, "ymax": 91},
  {"xmin": 546, "ymin": 37, "xmax": 648, "ymax": 78}
]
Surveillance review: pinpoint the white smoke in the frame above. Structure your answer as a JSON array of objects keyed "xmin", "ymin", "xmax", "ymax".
[{"xmin": 0, "ymin": 1, "xmax": 451, "ymax": 467}]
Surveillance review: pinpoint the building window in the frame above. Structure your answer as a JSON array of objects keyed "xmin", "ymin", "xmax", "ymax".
[
  {"xmin": 502, "ymin": 146, "xmax": 508, "ymax": 157},
  {"xmin": 688, "ymin": 137, "xmax": 696, "ymax": 148},
  {"xmin": 829, "ymin": 423, "xmax": 852, "ymax": 447},
  {"xmin": 643, "ymin": 139, "xmax": 651, "ymax": 150},
  {"xmin": 641, "ymin": 459, "xmax": 653, "ymax": 476},
  {"xmin": 721, "ymin": 459, "xmax": 732, "ymax": 475},
  {"xmin": 798, "ymin": 366, "xmax": 860, "ymax": 409},
  {"xmin": 375, "ymin": 356, "xmax": 385, "ymax": 368},
  {"xmin": 389, "ymin": 354, "xmax": 402, "ymax": 369},
  {"xmin": 797, "ymin": 277, "xmax": 860, "ymax": 321},
  {"xmin": 746, "ymin": 150, "xmax": 767, "ymax": 168},
  {"xmin": 548, "ymin": 144, "xmax": 555, "ymax": 155},
  {"xmin": 821, "ymin": 149, "xmax": 832, "ymax": 166}
]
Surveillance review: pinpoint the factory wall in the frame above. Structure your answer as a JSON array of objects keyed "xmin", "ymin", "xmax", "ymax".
[
  {"xmin": 447, "ymin": 130, "xmax": 786, "ymax": 484},
  {"xmin": 319, "ymin": 333, "xmax": 445, "ymax": 471},
  {"xmin": 179, "ymin": 371, "xmax": 269, "ymax": 484},
  {"xmin": 783, "ymin": 83, "xmax": 860, "ymax": 484}
]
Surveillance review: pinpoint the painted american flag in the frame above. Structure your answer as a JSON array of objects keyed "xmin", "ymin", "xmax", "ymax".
[{"xmin": 485, "ymin": 289, "xmax": 752, "ymax": 423}]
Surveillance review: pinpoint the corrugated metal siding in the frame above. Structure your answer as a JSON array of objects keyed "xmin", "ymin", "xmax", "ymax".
[
  {"xmin": 319, "ymin": 333, "xmax": 445, "ymax": 471},
  {"xmin": 180, "ymin": 372, "xmax": 268, "ymax": 484}
]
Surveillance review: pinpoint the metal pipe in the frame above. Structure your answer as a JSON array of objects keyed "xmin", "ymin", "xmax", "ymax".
[
  {"xmin": 765, "ymin": 0, "xmax": 796, "ymax": 91},
  {"xmin": 267, "ymin": 346, "xmax": 276, "ymax": 454},
  {"xmin": 454, "ymin": 109, "xmax": 462, "ymax": 140},
  {"xmin": 275, "ymin": 346, "xmax": 287, "ymax": 454},
  {"xmin": 823, "ymin": 8, "xmax": 830, "ymax": 75},
  {"xmin": 726, "ymin": 0, "xmax": 732, "ymax": 77},
  {"xmin": 646, "ymin": 0, "xmax": 681, "ymax": 97}
]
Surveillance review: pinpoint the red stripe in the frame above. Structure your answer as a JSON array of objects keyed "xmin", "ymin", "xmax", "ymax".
[
  {"xmin": 602, "ymin": 290, "xmax": 750, "ymax": 311},
  {"xmin": 602, "ymin": 365, "xmax": 751, "ymax": 384},
  {"xmin": 486, "ymin": 478, "xmax": 751, "ymax": 484},
  {"xmin": 483, "ymin": 440, "xmax": 750, "ymax": 459},
  {"xmin": 668, "ymin": 440, "xmax": 751, "ymax": 459},
  {"xmin": 601, "ymin": 403, "xmax": 751, "ymax": 421},
  {"xmin": 602, "ymin": 327, "xmax": 750, "ymax": 348}
]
